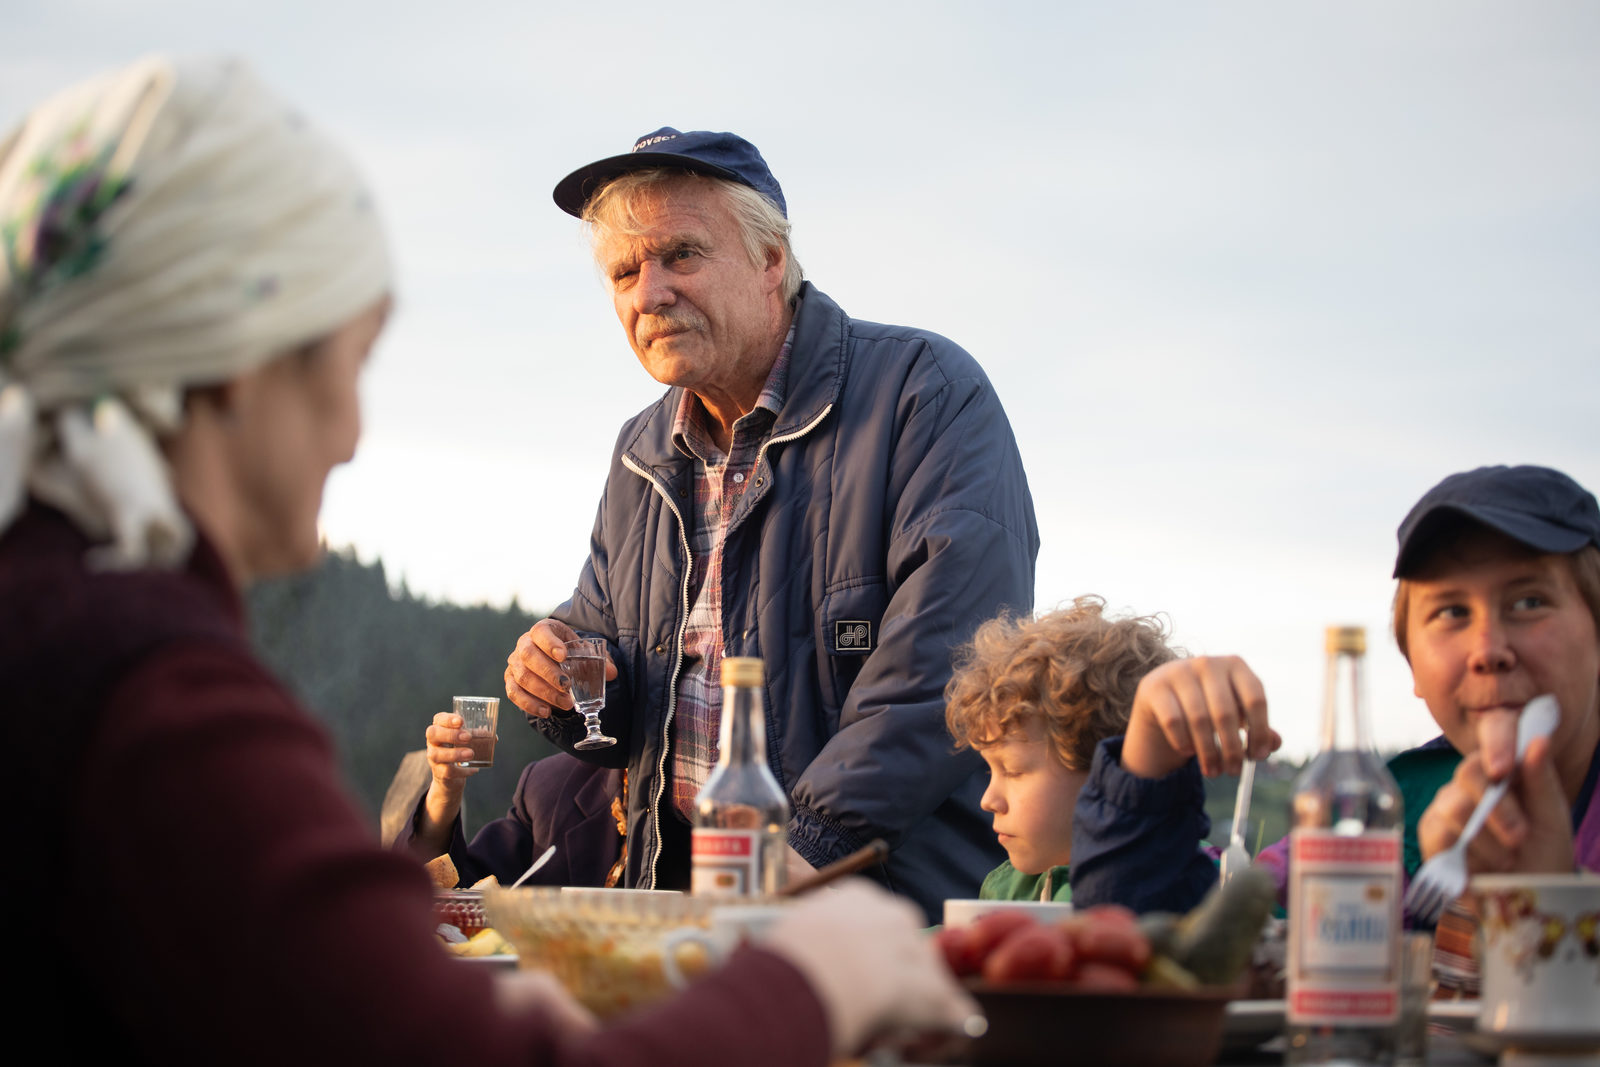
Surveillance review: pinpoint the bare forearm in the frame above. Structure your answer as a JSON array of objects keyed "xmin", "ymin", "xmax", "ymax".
[{"xmin": 410, "ymin": 781, "xmax": 461, "ymax": 860}]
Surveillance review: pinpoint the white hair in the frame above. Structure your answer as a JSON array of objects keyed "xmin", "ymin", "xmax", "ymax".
[{"xmin": 582, "ymin": 168, "xmax": 803, "ymax": 303}]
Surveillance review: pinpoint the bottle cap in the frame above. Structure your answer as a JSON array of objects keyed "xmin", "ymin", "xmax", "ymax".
[
  {"xmin": 1325, "ymin": 625, "xmax": 1366, "ymax": 654},
  {"xmin": 722, "ymin": 657, "xmax": 764, "ymax": 686}
]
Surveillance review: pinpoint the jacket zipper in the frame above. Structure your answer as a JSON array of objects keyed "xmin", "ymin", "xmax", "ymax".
[
  {"xmin": 752, "ymin": 404, "xmax": 833, "ymax": 479},
  {"xmin": 621, "ymin": 454, "xmax": 695, "ymax": 890},
  {"xmin": 623, "ymin": 400, "xmax": 833, "ymax": 889}
]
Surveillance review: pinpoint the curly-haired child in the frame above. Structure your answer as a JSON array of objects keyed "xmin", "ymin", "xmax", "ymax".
[{"xmin": 945, "ymin": 596, "xmax": 1178, "ymax": 902}]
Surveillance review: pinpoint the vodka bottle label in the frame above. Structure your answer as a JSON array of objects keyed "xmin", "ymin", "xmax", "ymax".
[
  {"xmin": 691, "ymin": 827, "xmax": 762, "ymax": 896},
  {"xmin": 1287, "ymin": 827, "xmax": 1403, "ymax": 1025}
]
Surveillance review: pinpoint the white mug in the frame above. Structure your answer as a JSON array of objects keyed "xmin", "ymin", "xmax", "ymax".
[
  {"xmin": 1470, "ymin": 872, "xmax": 1600, "ymax": 1040},
  {"xmin": 942, "ymin": 898, "xmax": 1074, "ymax": 928},
  {"xmin": 661, "ymin": 904, "xmax": 788, "ymax": 988}
]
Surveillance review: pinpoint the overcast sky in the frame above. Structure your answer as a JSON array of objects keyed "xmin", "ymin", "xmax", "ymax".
[{"xmin": 5, "ymin": 0, "xmax": 1597, "ymax": 760}]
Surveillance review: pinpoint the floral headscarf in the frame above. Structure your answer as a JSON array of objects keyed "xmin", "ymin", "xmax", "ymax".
[{"xmin": 0, "ymin": 55, "xmax": 392, "ymax": 569}]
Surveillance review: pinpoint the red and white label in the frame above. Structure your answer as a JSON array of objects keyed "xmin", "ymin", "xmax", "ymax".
[
  {"xmin": 1287, "ymin": 828, "xmax": 1402, "ymax": 1026},
  {"xmin": 691, "ymin": 829, "xmax": 759, "ymax": 896}
]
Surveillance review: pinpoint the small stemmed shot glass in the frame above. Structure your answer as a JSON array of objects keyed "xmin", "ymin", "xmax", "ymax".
[{"xmin": 564, "ymin": 637, "xmax": 617, "ymax": 751}]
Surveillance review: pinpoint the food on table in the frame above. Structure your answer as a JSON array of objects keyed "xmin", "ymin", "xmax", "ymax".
[
  {"xmin": 935, "ymin": 904, "xmax": 1148, "ymax": 987},
  {"xmin": 935, "ymin": 869, "xmax": 1275, "ymax": 992},
  {"xmin": 446, "ymin": 928, "xmax": 513, "ymax": 958},
  {"xmin": 1140, "ymin": 866, "xmax": 1277, "ymax": 987},
  {"xmin": 432, "ymin": 874, "xmax": 504, "ymax": 946},
  {"xmin": 938, "ymin": 909, "xmax": 1033, "ymax": 975},
  {"xmin": 434, "ymin": 889, "xmax": 490, "ymax": 939},
  {"xmin": 979, "ymin": 921, "xmax": 1076, "ymax": 983},
  {"xmin": 484, "ymin": 888, "xmax": 717, "ymax": 1019},
  {"xmin": 425, "ymin": 853, "xmax": 460, "ymax": 889}
]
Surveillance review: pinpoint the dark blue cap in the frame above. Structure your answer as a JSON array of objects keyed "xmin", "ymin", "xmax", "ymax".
[
  {"xmin": 552, "ymin": 127, "xmax": 786, "ymax": 219},
  {"xmin": 1394, "ymin": 465, "xmax": 1600, "ymax": 577}
]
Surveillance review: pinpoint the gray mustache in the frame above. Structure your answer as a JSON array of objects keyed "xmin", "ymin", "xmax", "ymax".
[{"xmin": 637, "ymin": 314, "xmax": 706, "ymax": 344}]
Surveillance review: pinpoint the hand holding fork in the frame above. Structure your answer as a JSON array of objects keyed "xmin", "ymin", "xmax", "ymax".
[{"xmin": 1403, "ymin": 695, "xmax": 1560, "ymax": 925}]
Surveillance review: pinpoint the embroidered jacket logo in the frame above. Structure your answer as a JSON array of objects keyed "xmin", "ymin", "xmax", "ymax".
[{"xmin": 834, "ymin": 621, "xmax": 872, "ymax": 652}]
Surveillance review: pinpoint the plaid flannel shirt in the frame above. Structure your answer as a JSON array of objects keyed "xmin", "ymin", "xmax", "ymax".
[{"xmin": 667, "ymin": 327, "xmax": 794, "ymax": 820}]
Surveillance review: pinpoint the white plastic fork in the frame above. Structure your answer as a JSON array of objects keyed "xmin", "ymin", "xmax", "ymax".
[
  {"xmin": 1219, "ymin": 758, "xmax": 1256, "ymax": 886},
  {"xmin": 1403, "ymin": 695, "xmax": 1560, "ymax": 925}
]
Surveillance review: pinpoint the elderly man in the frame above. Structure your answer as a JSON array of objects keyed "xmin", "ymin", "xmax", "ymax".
[{"xmin": 497, "ymin": 128, "xmax": 1038, "ymax": 919}]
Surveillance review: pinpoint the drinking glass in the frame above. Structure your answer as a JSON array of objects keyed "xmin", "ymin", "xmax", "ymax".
[
  {"xmin": 565, "ymin": 637, "xmax": 616, "ymax": 750},
  {"xmin": 453, "ymin": 695, "xmax": 499, "ymax": 769}
]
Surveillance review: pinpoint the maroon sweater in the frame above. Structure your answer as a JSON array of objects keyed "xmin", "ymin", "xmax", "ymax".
[{"xmin": 4, "ymin": 505, "xmax": 830, "ymax": 1066}]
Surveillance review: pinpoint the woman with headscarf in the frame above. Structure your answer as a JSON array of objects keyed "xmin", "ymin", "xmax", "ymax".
[{"xmin": 0, "ymin": 57, "xmax": 973, "ymax": 1065}]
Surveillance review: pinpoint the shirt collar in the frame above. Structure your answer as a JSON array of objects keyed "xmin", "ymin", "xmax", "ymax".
[{"xmin": 671, "ymin": 319, "xmax": 796, "ymax": 460}]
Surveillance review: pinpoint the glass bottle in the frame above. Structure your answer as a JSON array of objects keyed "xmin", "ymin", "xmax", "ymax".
[
  {"xmin": 1287, "ymin": 626, "xmax": 1405, "ymax": 1065},
  {"xmin": 691, "ymin": 657, "xmax": 790, "ymax": 897}
]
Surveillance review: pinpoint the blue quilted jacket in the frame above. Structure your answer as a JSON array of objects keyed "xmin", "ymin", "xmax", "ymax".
[{"xmin": 535, "ymin": 283, "xmax": 1039, "ymax": 921}]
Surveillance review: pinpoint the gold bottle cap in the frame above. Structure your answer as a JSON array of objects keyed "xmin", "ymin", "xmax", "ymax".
[
  {"xmin": 1325, "ymin": 625, "xmax": 1367, "ymax": 654},
  {"xmin": 722, "ymin": 657, "xmax": 764, "ymax": 686}
]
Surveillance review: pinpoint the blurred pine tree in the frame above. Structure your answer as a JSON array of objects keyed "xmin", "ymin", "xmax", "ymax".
[{"xmin": 246, "ymin": 548, "xmax": 559, "ymax": 837}]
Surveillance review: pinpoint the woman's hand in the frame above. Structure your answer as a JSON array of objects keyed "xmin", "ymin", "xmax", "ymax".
[
  {"xmin": 1122, "ymin": 656, "xmax": 1280, "ymax": 779},
  {"xmin": 762, "ymin": 881, "xmax": 981, "ymax": 1058},
  {"xmin": 410, "ymin": 711, "xmax": 479, "ymax": 859},
  {"xmin": 493, "ymin": 970, "xmax": 598, "ymax": 1038}
]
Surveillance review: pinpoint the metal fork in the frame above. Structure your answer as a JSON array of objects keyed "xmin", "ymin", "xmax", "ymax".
[
  {"xmin": 1219, "ymin": 758, "xmax": 1256, "ymax": 886},
  {"xmin": 1403, "ymin": 695, "xmax": 1560, "ymax": 925}
]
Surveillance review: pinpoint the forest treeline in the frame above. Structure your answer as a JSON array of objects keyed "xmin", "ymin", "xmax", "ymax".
[{"xmin": 246, "ymin": 547, "xmax": 558, "ymax": 837}]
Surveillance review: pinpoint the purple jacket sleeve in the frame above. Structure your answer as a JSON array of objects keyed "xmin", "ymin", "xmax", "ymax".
[
  {"xmin": 1069, "ymin": 737, "xmax": 1219, "ymax": 914},
  {"xmin": 395, "ymin": 765, "xmax": 537, "ymax": 887},
  {"xmin": 398, "ymin": 756, "xmax": 624, "ymax": 888},
  {"xmin": 1255, "ymin": 835, "xmax": 1291, "ymax": 908}
]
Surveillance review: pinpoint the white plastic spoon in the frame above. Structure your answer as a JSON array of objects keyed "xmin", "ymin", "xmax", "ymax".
[{"xmin": 508, "ymin": 844, "xmax": 557, "ymax": 889}]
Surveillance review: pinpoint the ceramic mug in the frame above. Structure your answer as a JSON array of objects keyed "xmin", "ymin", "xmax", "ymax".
[
  {"xmin": 942, "ymin": 898, "xmax": 1074, "ymax": 928},
  {"xmin": 660, "ymin": 904, "xmax": 788, "ymax": 988},
  {"xmin": 1470, "ymin": 872, "xmax": 1600, "ymax": 1040}
]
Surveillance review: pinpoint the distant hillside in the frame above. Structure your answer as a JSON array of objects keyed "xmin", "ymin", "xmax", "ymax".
[
  {"xmin": 1202, "ymin": 751, "xmax": 1411, "ymax": 856},
  {"xmin": 245, "ymin": 548, "xmax": 558, "ymax": 837},
  {"xmin": 1201, "ymin": 757, "xmax": 1305, "ymax": 855}
]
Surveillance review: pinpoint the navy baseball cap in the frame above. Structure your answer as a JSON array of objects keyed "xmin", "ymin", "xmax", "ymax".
[
  {"xmin": 552, "ymin": 127, "xmax": 786, "ymax": 219},
  {"xmin": 1394, "ymin": 465, "xmax": 1600, "ymax": 577}
]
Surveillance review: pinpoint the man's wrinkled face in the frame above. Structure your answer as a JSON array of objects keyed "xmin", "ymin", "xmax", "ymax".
[
  {"xmin": 594, "ymin": 178, "xmax": 781, "ymax": 397},
  {"xmin": 1403, "ymin": 530, "xmax": 1600, "ymax": 769}
]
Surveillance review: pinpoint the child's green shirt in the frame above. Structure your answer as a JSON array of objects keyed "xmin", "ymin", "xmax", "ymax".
[{"xmin": 978, "ymin": 860, "xmax": 1074, "ymax": 902}]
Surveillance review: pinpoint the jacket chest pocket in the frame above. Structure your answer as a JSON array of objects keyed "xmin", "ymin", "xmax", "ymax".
[{"xmin": 819, "ymin": 581, "xmax": 887, "ymax": 709}]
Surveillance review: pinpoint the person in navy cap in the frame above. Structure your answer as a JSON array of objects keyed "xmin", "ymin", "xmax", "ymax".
[
  {"xmin": 1394, "ymin": 465, "xmax": 1600, "ymax": 878},
  {"xmin": 487, "ymin": 127, "xmax": 1040, "ymax": 920}
]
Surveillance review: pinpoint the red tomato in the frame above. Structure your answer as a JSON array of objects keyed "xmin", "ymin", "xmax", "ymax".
[
  {"xmin": 1072, "ymin": 961, "xmax": 1141, "ymax": 993},
  {"xmin": 981, "ymin": 925, "xmax": 1076, "ymax": 984},
  {"xmin": 1079, "ymin": 904, "xmax": 1139, "ymax": 928},
  {"xmin": 932, "ymin": 925, "xmax": 981, "ymax": 977},
  {"xmin": 1073, "ymin": 920, "xmax": 1151, "ymax": 972},
  {"xmin": 965, "ymin": 909, "xmax": 1039, "ymax": 964}
]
